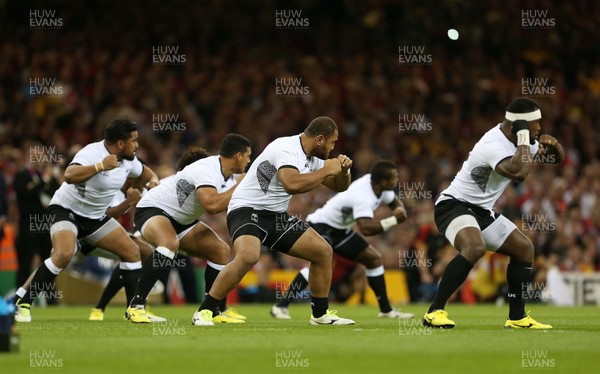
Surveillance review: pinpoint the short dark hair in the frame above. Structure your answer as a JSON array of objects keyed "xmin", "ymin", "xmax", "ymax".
[
  {"xmin": 219, "ymin": 133, "xmax": 251, "ymax": 157},
  {"xmin": 177, "ymin": 147, "xmax": 210, "ymax": 171},
  {"xmin": 371, "ymin": 160, "xmax": 397, "ymax": 183},
  {"xmin": 304, "ymin": 116, "xmax": 338, "ymax": 138},
  {"xmin": 506, "ymin": 97, "xmax": 540, "ymax": 114},
  {"xmin": 105, "ymin": 119, "xmax": 137, "ymax": 143}
]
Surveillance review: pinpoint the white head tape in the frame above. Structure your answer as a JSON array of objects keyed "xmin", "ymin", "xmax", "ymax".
[{"xmin": 505, "ymin": 109, "xmax": 542, "ymax": 122}]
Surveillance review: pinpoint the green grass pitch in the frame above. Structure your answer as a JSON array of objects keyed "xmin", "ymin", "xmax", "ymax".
[{"xmin": 1, "ymin": 304, "xmax": 598, "ymax": 373}]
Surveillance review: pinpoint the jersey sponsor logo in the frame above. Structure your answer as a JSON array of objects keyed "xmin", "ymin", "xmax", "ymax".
[
  {"xmin": 257, "ymin": 160, "xmax": 277, "ymax": 194},
  {"xmin": 470, "ymin": 166, "xmax": 492, "ymax": 192},
  {"xmin": 175, "ymin": 179, "xmax": 195, "ymax": 207}
]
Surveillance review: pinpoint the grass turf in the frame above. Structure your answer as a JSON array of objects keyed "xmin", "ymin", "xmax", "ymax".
[{"xmin": 0, "ymin": 304, "xmax": 598, "ymax": 373}]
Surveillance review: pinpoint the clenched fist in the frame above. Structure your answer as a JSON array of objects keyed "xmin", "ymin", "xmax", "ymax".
[{"xmin": 101, "ymin": 155, "xmax": 119, "ymax": 171}]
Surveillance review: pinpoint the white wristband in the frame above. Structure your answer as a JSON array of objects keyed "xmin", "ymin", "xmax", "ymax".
[
  {"xmin": 380, "ymin": 216, "xmax": 398, "ymax": 232},
  {"xmin": 517, "ymin": 129, "xmax": 530, "ymax": 146}
]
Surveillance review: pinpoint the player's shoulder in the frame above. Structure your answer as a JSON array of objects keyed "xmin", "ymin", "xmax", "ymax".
[
  {"xmin": 183, "ymin": 155, "xmax": 222, "ymax": 179},
  {"xmin": 345, "ymin": 174, "xmax": 372, "ymax": 195},
  {"xmin": 185, "ymin": 154, "xmax": 218, "ymax": 169},
  {"xmin": 352, "ymin": 174, "xmax": 371, "ymax": 188},
  {"xmin": 473, "ymin": 124, "xmax": 512, "ymax": 150},
  {"xmin": 70, "ymin": 141, "xmax": 105, "ymax": 164},
  {"xmin": 77, "ymin": 141, "xmax": 104, "ymax": 155},
  {"xmin": 269, "ymin": 134, "xmax": 302, "ymax": 151}
]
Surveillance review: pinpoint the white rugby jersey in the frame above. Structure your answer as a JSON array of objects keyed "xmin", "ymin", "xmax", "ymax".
[
  {"xmin": 137, "ymin": 155, "xmax": 237, "ymax": 225},
  {"xmin": 228, "ymin": 134, "xmax": 325, "ymax": 213},
  {"xmin": 50, "ymin": 141, "xmax": 143, "ymax": 219},
  {"xmin": 307, "ymin": 174, "xmax": 395, "ymax": 229},
  {"xmin": 437, "ymin": 124, "xmax": 539, "ymax": 210},
  {"xmin": 109, "ymin": 190, "xmax": 126, "ymax": 208}
]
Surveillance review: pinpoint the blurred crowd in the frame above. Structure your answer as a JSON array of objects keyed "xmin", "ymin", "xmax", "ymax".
[{"xmin": 1, "ymin": 0, "xmax": 599, "ymax": 302}]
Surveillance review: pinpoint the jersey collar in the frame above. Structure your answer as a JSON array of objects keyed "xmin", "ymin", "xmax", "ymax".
[{"xmin": 299, "ymin": 134, "xmax": 310, "ymax": 161}]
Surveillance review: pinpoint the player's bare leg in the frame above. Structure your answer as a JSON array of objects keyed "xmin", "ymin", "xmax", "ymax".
[
  {"xmin": 203, "ymin": 235, "xmax": 261, "ymax": 300},
  {"xmin": 179, "ymin": 222, "xmax": 242, "ymax": 318},
  {"xmin": 127, "ymin": 215, "xmax": 179, "ymax": 322},
  {"xmin": 286, "ymin": 229, "xmax": 354, "ymax": 325},
  {"xmin": 355, "ymin": 246, "xmax": 414, "ymax": 318},
  {"xmin": 16, "ymin": 228, "xmax": 79, "ymax": 322},
  {"xmin": 94, "ymin": 227, "xmax": 142, "ymax": 308},
  {"xmin": 193, "ymin": 235, "xmax": 260, "ymax": 325},
  {"xmin": 423, "ymin": 227, "xmax": 485, "ymax": 328}
]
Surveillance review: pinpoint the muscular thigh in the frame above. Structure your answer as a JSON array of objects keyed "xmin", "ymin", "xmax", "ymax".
[
  {"xmin": 179, "ymin": 222, "xmax": 229, "ymax": 260},
  {"xmin": 287, "ymin": 227, "xmax": 332, "ymax": 263}
]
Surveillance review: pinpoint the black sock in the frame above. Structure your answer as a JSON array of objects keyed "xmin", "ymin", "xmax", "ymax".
[
  {"xmin": 95, "ymin": 266, "xmax": 124, "ymax": 310},
  {"xmin": 199, "ymin": 294, "xmax": 222, "ymax": 317},
  {"xmin": 204, "ymin": 264, "xmax": 228, "ymax": 311},
  {"xmin": 277, "ymin": 271, "xmax": 309, "ymax": 308},
  {"xmin": 21, "ymin": 262, "xmax": 59, "ymax": 305},
  {"xmin": 204, "ymin": 264, "xmax": 219, "ymax": 298},
  {"xmin": 121, "ymin": 268, "xmax": 142, "ymax": 306},
  {"xmin": 428, "ymin": 254, "xmax": 473, "ymax": 313},
  {"xmin": 367, "ymin": 274, "xmax": 392, "ymax": 313},
  {"xmin": 507, "ymin": 260, "xmax": 532, "ymax": 320},
  {"xmin": 311, "ymin": 296, "xmax": 328, "ymax": 318},
  {"xmin": 129, "ymin": 251, "xmax": 171, "ymax": 306}
]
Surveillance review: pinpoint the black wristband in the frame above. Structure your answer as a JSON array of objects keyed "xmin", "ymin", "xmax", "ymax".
[{"xmin": 511, "ymin": 120, "xmax": 529, "ymax": 135}]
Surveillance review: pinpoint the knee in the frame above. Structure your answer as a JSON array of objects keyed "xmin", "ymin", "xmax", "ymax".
[
  {"xmin": 212, "ymin": 242, "xmax": 231, "ymax": 265},
  {"xmin": 51, "ymin": 247, "xmax": 75, "ymax": 268},
  {"xmin": 457, "ymin": 239, "xmax": 486, "ymax": 263},
  {"xmin": 313, "ymin": 243, "xmax": 333, "ymax": 264},
  {"xmin": 364, "ymin": 250, "xmax": 382, "ymax": 269},
  {"xmin": 234, "ymin": 249, "xmax": 260, "ymax": 271},
  {"xmin": 160, "ymin": 237, "xmax": 180, "ymax": 252},
  {"xmin": 518, "ymin": 239, "xmax": 535, "ymax": 262},
  {"xmin": 121, "ymin": 241, "xmax": 141, "ymax": 262}
]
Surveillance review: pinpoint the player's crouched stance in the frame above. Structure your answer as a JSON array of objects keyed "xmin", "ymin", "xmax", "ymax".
[
  {"xmin": 192, "ymin": 116, "xmax": 355, "ymax": 326},
  {"xmin": 422, "ymin": 98, "xmax": 562, "ymax": 330},
  {"xmin": 15, "ymin": 119, "xmax": 159, "ymax": 322}
]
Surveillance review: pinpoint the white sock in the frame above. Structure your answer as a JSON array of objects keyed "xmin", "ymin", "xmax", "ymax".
[
  {"xmin": 207, "ymin": 261, "xmax": 226, "ymax": 271},
  {"xmin": 119, "ymin": 261, "xmax": 142, "ymax": 270},
  {"xmin": 44, "ymin": 258, "xmax": 63, "ymax": 275},
  {"xmin": 16, "ymin": 287, "xmax": 27, "ymax": 298},
  {"xmin": 156, "ymin": 245, "xmax": 175, "ymax": 259},
  {"xmin": 300, "ymin": 267, "xmax": 310, "ymax": 281},
  {"xmin": 365, "ymin": 265, "xmax": 384, "ymax": 277}
]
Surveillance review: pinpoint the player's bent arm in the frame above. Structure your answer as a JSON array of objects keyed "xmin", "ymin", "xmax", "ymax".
[
  {"xmin": 106, "ymin": 188, "xmax": 141, "ymax": 218},
  {"xmin": 495, "ymin": 147, "xmax": 533, "ymax": 183},
  {"xmin": 139, "ymin": 166, "xmax": 160, "ymax": 189},
  {"xmin": 388, "ymin": 197, "xmax": 408, "ymax": 223},
  {"xmin": 105, "ymin": 200, "xmax": 134, "ymax": 218},
  {"xmin": 355, "ymin": 218, "xmax": 386, "ymax": 236},
  {"xmin": 278, "ymin": 167, "xmax": 334, "ymax": 195},
  {"xmin": 63, "ymin": 164, "xmax": 102, "ymax": 184},
  {"xmin": 197, "ymin": 185, "xmax": 238, "ymax": 214},
  {"xmin": 535, "ymin": 136, "xmax": 565, "ymax": 165},
  {"xmin": 65, "ymin": 154, "xmax": 119, "ymax": 184},
  {"xmin": 321, "ymin": 171, "xmax": 351, "ymax": 192}
]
